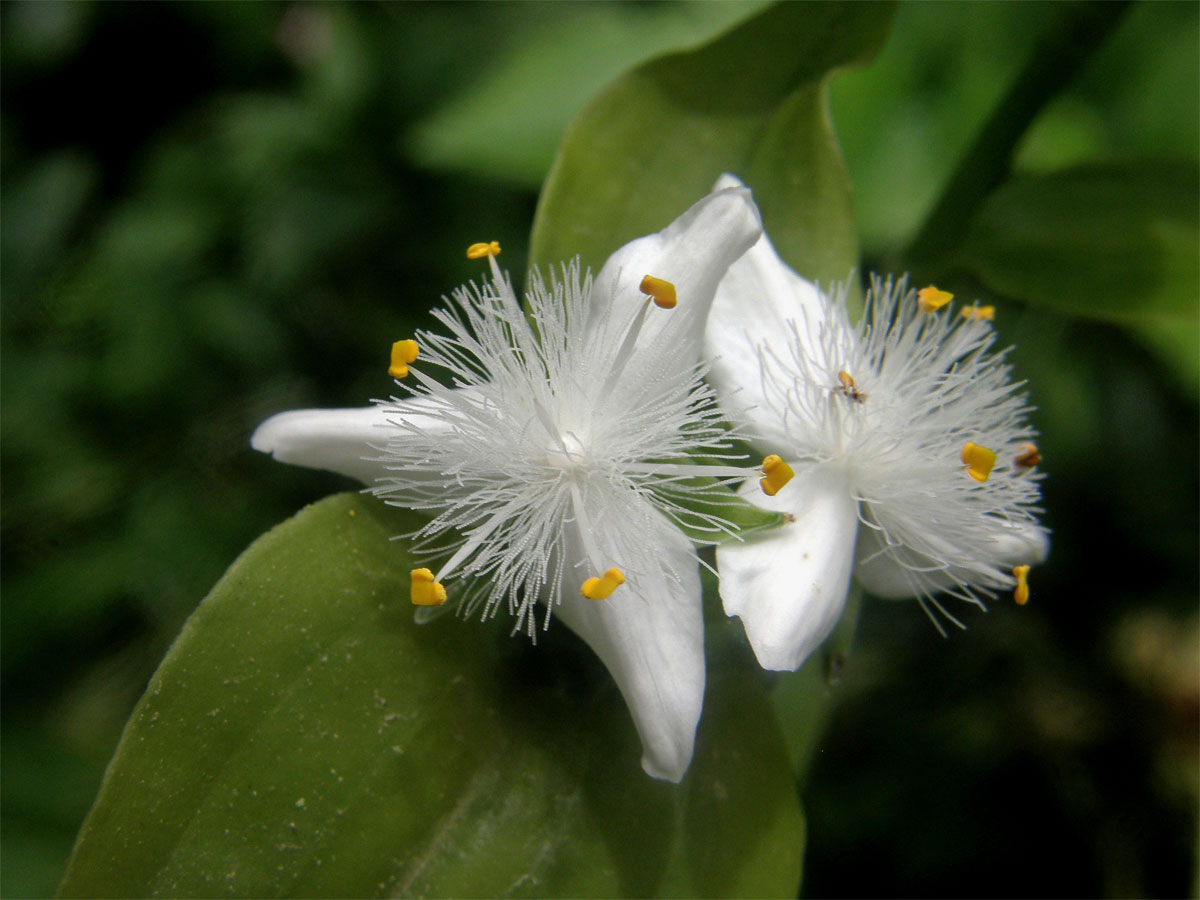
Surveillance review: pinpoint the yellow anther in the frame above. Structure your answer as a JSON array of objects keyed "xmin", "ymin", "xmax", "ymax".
[
  {"xmin": 466, "ymin": 241, "xmax": 501, "ymax": 259},
  {"xmin": 581, "ymin": 567, "xmax": 626, "ymax": 600},
  {"xmin": 835, "ymin": 370, "xmax": 865, "ymax": 403},
  {"xmin": 639, "ymin": 274, "xmax": 677, "ymax": 309},
  {"xmin": 1012, "ymin": 565, "xmax": 1031, "ymax": 606},
  {"xmin": 961, "ymin": 441, "xmax": 997, "ymax": 482},
  {"xmin": 410, "ymin": 568, "xmax": 447, "ymax": 607},
  {"xmin": 1015, "ymin": 443, "xmax": 1041, "ymax": 470},
  {"xmin": 917, "ymin": 285, "xmax": 954, "ymax": 313},
  {"xmin": 961, "ymin": 304, "xmax": 995, "ymax": 322},
  {"xmin": 389, "ymin": 339, "xmax": 420, "ymax": 378},
  {"xmin": 760, "ymin": 454, "xmax": 794, "ymax": 497}
]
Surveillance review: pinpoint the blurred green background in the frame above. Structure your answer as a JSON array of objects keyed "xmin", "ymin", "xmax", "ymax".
[{"xmin": 2, "ymin": 2, "xmax": 1195, "ymax": 897}]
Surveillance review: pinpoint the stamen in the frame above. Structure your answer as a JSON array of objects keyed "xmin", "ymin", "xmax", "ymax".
[
  {"xmin": 639, "ymin": 274, "xmax": 677, "ymax": 309},
  {"xmin": 581, "ymin": 567, "xmax": 625, "ymax": 600},
  {"xmin": 961, "ymin": 304, "xmax": 995, "ymax": 322},
  {"xmin": 466, "ymin": 241, "xmax": 501, "ymax": 259},
  {"xmin": 466, "ymin": 239, "xmax": 510, "ymax": 302},
  {"xmin": 760, "ymin": 454, "xmax": 794, "ymax": 496},
  {"xmin": 917, "ymin": 286, "xmax": 953, "ymax": 313},
  {"xmin": 599, "ymin": 277, "xmax": 665, "ymax": 397},
  {"xmin": 835, "ymin": 370, "xmax": 866, "ymax": 403},
  {"xmin": 389, "ymin": 339, "xmax": 420, "ymax": 378},
  {"xmin": 1012, "ymin": 565, "xmax": 1031, "ymax": 605},
  {"xmin": 411, "ymin": 568, "xmax": 447, "ymax": 606},
  {"xmin": 961, "ymin": 442, "xmax": 997, "ymax": 482},
  {"xmin": 1015, "ymin": 443, "xmax": 1041, "ymax": 470}
]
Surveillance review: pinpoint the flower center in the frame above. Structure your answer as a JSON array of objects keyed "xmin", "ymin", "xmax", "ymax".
[{"xmin": 545, "ymin": 430, "xmax": 588, "ymax": 470}]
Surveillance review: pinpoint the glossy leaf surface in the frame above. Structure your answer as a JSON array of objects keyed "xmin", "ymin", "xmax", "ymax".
[
  {"xmin": 955, "ymin": 161, "xmax": 1198, "ymax": 321},
  {"xmin": 407, "ymin": 2, "xmax": 767, "ymax": 185},
  {"xmin": 954, "ymin": 160, "xmax": 1199, "ymax": 391},
  {"xmin": 58, "ymin": 493, "xmax": 802, "ymax": 899},
  {"xmin": 529, "ymin": 2, "xmax": 895, "ymax": 291}
]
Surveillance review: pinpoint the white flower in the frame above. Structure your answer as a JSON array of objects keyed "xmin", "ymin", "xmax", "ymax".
[
  {"xmin": 703, "ymin": 176, "xmax": 1048, "ymax": 672},
  {"xmin": 252, "ymin": 187, "xmax": 764, "ymax": 781}
]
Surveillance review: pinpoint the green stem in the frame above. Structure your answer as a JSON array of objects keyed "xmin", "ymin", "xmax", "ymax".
[
  {"xmin": 770, "ymin": 582, "xmax": 864, "ymax": 783},
  {"xmin": 823, "ymin": 581, "xmax": 863, "ymax": 688},
  {"xmin": 906, "ymin": 0, "xmax": 1133, "ymax": 267}
]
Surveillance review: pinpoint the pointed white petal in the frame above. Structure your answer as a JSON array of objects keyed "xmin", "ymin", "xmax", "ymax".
[
  {"xmin": 251, "ymin": 398, "xmax": 453, "ymax": 485},
  {"xmin": 711, "ymin": 172, "xmax": 745, "ymax": 193},
  {"xmin": 251, "ymin": 407, "xmax": 389, "ymax": 484},
  {"xmin": 590, "ymin": 186, "xmax": 762, "ymax": 361},
  {"xmin": 553, "ymin": 522, "xmax": 705, "ymax": 783},
  {"xmin": 703, "ymin": 175, "xmax": 854, "ymax": 446},
  {"xmin": 853, "ymin": 517, "xmax": 1051, "ymax": 599},
  {"xmin": 716, "ymin": 470, "xmax": 858, "ymax": 672},
  {"xmin": 991, "ymin": 519, "xmax": 1051, "ymax": 565}
]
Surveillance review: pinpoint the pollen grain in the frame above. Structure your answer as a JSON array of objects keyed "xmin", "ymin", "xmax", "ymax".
[
  {"xmin": 582, "ymin": 567, "xmax": 626, "ymax": 600},
  {"xmin": 1012, "ymin": 565, "xmax": 1031, "ymax": 605},
  {"xmin": 961, "ymin": 304, "xmax": 995, "ymax": 322},
  {"xmin": 639, "ymin": 274, "xmax": 677, "ymax": 309},
  {"xmin": 466, "ymin": 241, "xmax": 501, "ymax": 259},
  {"xmin": 961, "ymin": 442, "xmax": 997, "ymax": 482},
  {"xmin": 917, "ymin": 286, "xmax": 953, "ymax": 313},
  {"xmin": 389, "ymin": 339, "xmax": 420, "ymax": 378},
  {"xmin": 1015, "ymin": 443, "xmax": 1041, "ymax": 470},
  {"xmin": 411, "ymin": 568, "xmax": 447, "ymax": 606},
  {"xmin": 760, "ymin": 454, "xmax": 794, "ymax": 496}
]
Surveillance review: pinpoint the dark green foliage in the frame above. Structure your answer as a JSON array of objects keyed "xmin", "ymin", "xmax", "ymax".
[{"xmin": 2, "ymin": 2, "xmax": 1196, "ymax": 898}]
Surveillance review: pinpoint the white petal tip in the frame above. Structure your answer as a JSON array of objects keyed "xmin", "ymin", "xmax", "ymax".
[
  {"xmin": 993, "ymin": 520, "xmax": 1052, "ymax": 566},
  {"xmin": 713, "ymin": 172, "xmax": 748, "ymax": 192},
  {"xmin": 641, "ymin": 753, "xmax": 688, "ymax": 784},
  {"xmin": 247, "ymin": 407, "xmax": 388, "ymax": 484},
  {"xmin": 250, "ymin": 413, "xmax": 287, "ymax": 455},
  {"xmin": 741, "ymin": 627, "xmax": 811, "ymax": 673},
  {"xmin": 1029, "ymin": 528, "xmax": 1051, "ymax": 564}
]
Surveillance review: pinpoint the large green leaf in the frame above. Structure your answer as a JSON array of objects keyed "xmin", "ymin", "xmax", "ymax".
[
  {"xmin": 406, "ymin": 2, "xmax": 768, "ymax": 185},
  {"xmin": 953, "ymin": 160, "xmax": 1199, "ymax": 393},
  {"xmin": 58, "ymin": 493, "xmax": 802, "ymax": 899},
  {"xmin": 954, "ymin": 160, "xmax": 1199, "ymax": 322},
  {"xmin": 529, "ymin": 1, "xmax": 895, "ymax": 290}
]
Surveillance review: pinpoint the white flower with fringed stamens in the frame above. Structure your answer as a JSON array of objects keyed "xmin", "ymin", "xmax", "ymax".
[
  {"xmin": 252, "ymin": 187, "xmax": 779, "ymax": 782},
  {"xmin": 702, "ymin": 176, "xmax": 1048, "ymax": 673}
]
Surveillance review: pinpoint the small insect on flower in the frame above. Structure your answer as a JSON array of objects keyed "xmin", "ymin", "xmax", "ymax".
[
  {"xmin": 702, "ymin": 174, "xmax": 1049, "ymax": 673},
  {"xmin": 834, "ymin": 370, "xmax": 866, "ymax": 404},
  {"xmin": 251, "ymin": 186, "xmax": 775, "ymax": 782}
]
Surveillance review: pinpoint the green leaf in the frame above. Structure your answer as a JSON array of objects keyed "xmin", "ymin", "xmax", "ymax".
[
  {"xmin": 529, "ymin": 1, "xmax": 895, "ymax": 291},
  {"xmin": 953, "ymin": 160, "xmax": 1198, "ymax": 395},
  {"xmin": 771, "ymin": 584, "xmax": 862, "ymax": 781},
  {"xmin": 59, "ymin": 493, "xmax": 802, "ymax": 899},
  {"xmin": 954, "ymin": 161, "xmax": 1198, "ymax": 322},
  {"xmin": 664, "ymin": 482, "xmax": 787, "ymax": 546},
  {"xmin": 1128, "ymin": 315, "xmax": 1199, "ymax": 400},
  {"xmin": 406, "ymin": 2, "xmax": 768, "ymax": 186},
  {"xmin": 647, "ymin": 454, "xmax": 787, "ymax": 545}
]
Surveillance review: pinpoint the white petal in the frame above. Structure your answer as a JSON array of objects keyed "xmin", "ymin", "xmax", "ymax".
[
  {"xmin": 716, "ymin": 470, "xmax": 859, "ymax": 672},
  {"xmin": 553, "ymin": 522, "xmax": 705, "ymax": 783},
  {"xmin": 252, "ymin": 407, "xmax": 389, "ymax": 484},
  {"xmin": 853, "ymin": 517, "xmax": 1051, "ymax": 600},
  {"xmin": 703, "ymin": 176, "xmax": 854, "ymax": 446},
  {"xmin": 590, "ymin": 185, "xmax": 762, "ymax": 362},
  {"xmin": 991, "ymin": 519, "xmax": 1051, "ymax": 565},
  {"xmin": 251, "ymin": 398, "xmax": 451, "ymax": 485}
]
